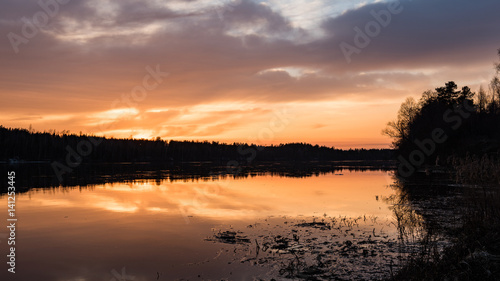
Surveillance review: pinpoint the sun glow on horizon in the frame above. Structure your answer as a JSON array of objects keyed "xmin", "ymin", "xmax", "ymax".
[{"xmin": 2, "ymin": 0, "xmax": 498, "ymax": 149}]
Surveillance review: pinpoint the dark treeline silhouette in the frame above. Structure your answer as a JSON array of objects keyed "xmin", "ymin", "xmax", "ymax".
[
  {"xmin": 384, "ymin": 50, "xmax": 500, "ymax": 171},
  {"xmin": 0, "ymin": 126, "xmax": 393, "ymax": 164},
  {"xmin": 0, "ymin": 162, "xmax": 392, "ymax": 195}
]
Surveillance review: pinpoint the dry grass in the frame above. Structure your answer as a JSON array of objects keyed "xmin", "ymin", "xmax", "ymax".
[
  {"xmin": 390, "ymin": 155, "xmax": 500, "ymax": 280},
  {"xmin": 450, "ymin": 154, "xmax": 500, "ymax": 185},
  {"xmin": 450, "ymin": 154, "xmax": 500, "ymax": 224}
]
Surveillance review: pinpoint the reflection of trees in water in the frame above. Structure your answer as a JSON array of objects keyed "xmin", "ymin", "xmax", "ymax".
[
  {"xmin": 384, "ymin": 174, "xmax": 455, "ymax": 269},
  {"xmin": 0, "ymin": 163, "xmax": 394, "ymax": 194},
  {"xmin": 384, "ymin": 178, "xmax": 430, "ymax": 270},
  {"xmin": 387, "ymin": 166, "xmax": 500, "ymax": 279},
  {"xmin": 384, "ymin": 186, "xmax": 424, "ymax": 249}
]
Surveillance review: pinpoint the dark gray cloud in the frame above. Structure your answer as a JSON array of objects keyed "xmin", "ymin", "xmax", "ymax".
[
  {"xmin": 221, "ymin": 0, "xmax": 294, "ymax": 34},
  {"xmin": 319, "ymin": 0, "xmax": 500, "ymax": 70}
]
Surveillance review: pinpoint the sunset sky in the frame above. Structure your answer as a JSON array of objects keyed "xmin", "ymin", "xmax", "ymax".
[{"xmin": 1, "ymin": 0, "xmax": 499, "ymax": 149}]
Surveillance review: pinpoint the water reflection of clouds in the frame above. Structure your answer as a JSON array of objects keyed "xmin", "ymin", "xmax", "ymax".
[
  {"xmin": 22, "ymin": 171, "xmax": 397, "ymax": 220},
  {"xmin": 91, "ymin": 196, "xmax": 139, "ymax": 213},
  {"xmin": 1, "ymin": 171, "xmax": 401, "ymax": 280},
  {"xmin": 29, "ymin": 198, "xmax": 74, "ymax": 207}
]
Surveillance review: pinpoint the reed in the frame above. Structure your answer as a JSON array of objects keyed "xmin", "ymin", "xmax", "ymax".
[{"xmin": 390, "ymin": 154, "xmax": 500, "ymax": 280}]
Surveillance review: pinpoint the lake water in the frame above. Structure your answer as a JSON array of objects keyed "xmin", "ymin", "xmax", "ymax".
[{"xmin": 1, "ymin": 168, "xmax": 423, "ymax": 280}]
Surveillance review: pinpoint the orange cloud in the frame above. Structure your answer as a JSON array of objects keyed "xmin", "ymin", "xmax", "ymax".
[{"xmin": 1, "ymin": 0, "xmax": 498, "ymax": 148}]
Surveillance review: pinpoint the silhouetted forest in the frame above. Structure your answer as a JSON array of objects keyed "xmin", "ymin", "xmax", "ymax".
[
  {"xmin": 384, "ymin": 50, "xmax": 500, "ymax": 174},
  {"xmin": 0, "ymin": 126, "xmax": 393, "ymax": 164}
]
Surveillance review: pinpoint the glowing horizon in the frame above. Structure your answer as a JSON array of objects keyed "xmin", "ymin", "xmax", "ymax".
[{"xmin": 1, "ymin": 0, "xmax": 499, "ymax": 149}]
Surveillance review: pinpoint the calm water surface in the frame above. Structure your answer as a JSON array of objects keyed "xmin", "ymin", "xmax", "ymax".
[{"xmin": 1, "ymin": 170, "xmax": 403, "ymax": 280}]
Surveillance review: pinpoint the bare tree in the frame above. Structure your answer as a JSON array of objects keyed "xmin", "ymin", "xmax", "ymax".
[
  {"xmin": 496, "ymin": 48, "xmax": 500, "ymax": 74},
  {"xmin": 490, "ymin": 48, "xmax": 500, "ymax": 113},
  {"xmin": 489, "ymin": 76, "xmax": 500, "ymax": 114},
  {"xmin": 476, "ymin": 85, "xmax": 488, "ymax": 113},
  {"xmin": 382, "ymin": 97, "xmax": 419, "ymax": 147}
]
